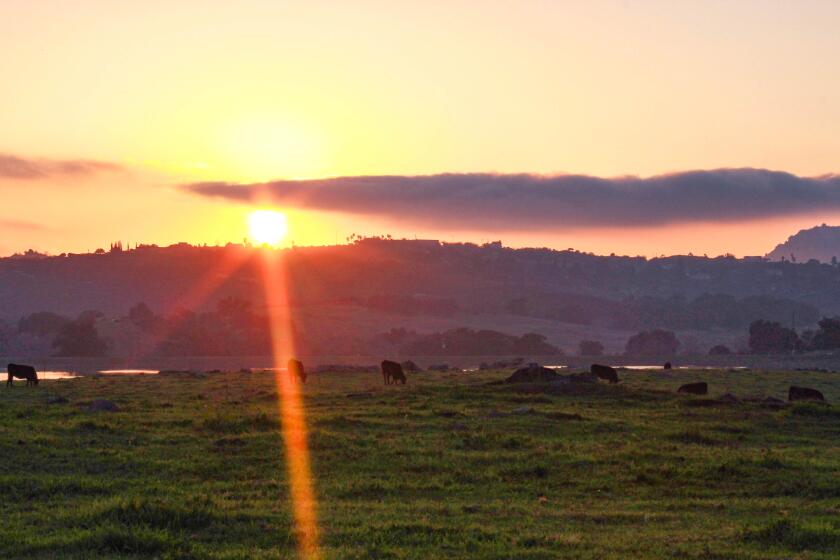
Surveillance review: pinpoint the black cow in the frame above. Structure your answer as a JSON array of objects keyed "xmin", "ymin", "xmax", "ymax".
[
  {"xmin": 7, "ymin": 363, "xmax": 38, "ymax": 387},
  {"xmin": 678, "ymin": 382, "xmax": 708, "ymax": 395},
  {"xmin": 788, "ymin": 386, "xmax": 825, "ymax": 402},
  {"xmin": 287, "ymin": 359, "xmax": 307, "ymax": 383},
  {"xmin": 663, "ymin": 361, "xmax": 673, "ymax": 370},
  {"xmin": 381, "ymin": 360, "xmax": 406, "ymax": 385},
  {"xmin": 590, "ymin": 363, "xmax": 619, "ymax": 384}
]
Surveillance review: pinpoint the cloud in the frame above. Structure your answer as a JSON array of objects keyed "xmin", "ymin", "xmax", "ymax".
[
  {"xmin": 0, "ymin": 219, "xmax": 47, "ymax": 231},
  {"xmin": 183, "ymin": 169, "xmax": 840, "ymax": 230},
  {"xmin": 0, "ymin": 153, "xmax": 122, "ymax": 180}
]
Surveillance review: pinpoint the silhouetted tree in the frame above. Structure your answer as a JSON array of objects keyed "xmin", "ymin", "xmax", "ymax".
[
  {"xmin": 810, "ymin": 317, "xmax": 840, "ymax": 350},
  {"xmin": 708, "ymin": 344, "xmax": 732, "ymax": 355},
  {"xmin": 128, "ymin": 302, "xmax": 160, "ymax": 333},
  {"xmin": 400, "ymin": 327, "xmax": 561, "ymax": 356},
  {"xmin": 18, "ymin": 311, "xmax": 70, "ymax": 338},
  {"xmin": 625, "ymin": 329, "xmax": 680, "ymax": 356},
  {"xmin": 578, "ymin": 340, "xmax": 604, "ymax": 356},
  {"xmin": 52, "ymin": 319, "xmax": 107, "ymax": 356},
  {"xmin": 748, "ymin": 320, "xmax": 800, "ymax": 354}
]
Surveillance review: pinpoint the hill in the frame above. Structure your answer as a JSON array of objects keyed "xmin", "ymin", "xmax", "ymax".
[
  {"xmin": 766, "ymin": 223, "xmax": 840, "ymax": 263},
  {"xmin": 3, "ymin": 237, "xmax": 840, "ymax": 357}
]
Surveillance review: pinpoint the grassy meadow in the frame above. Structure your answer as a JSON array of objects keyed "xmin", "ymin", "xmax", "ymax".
[{"xmin": 1, "ymin": 367, "xmax": 839, "ymax": 559}]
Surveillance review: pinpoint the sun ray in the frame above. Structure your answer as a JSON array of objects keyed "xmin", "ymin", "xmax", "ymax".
[
  {"xmin": 122, "ymin": 246, "xmax": 253, "ymax": 366},
  {"xmin": 259, "ymin": 247, "xmax": 321, "ymax": 558}
]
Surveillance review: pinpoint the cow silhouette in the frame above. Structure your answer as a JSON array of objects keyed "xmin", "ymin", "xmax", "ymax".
[
  {"xmin": 381, "ymin": 360, "xmax": 406, "ymax": 385},
  {"xmin": 7, "ymin": 363, "xmax": 38, "ymax": 387},
  {"xmin": 590, "ymin": 364, "xmax": 619, "ymax": 384},
  {"xmin": 287, "ymin": 359, "xmax": 307, "ymax": 383}
]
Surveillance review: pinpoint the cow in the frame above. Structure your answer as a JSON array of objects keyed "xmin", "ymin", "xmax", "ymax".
[
  {"xmin": 788, "ymin": 386, "xmax": 825, "ymax": 402},
  {"xmin": 381, "ymin": 360, "xmax": 406, "ymax": 385},
  {"xmin": 590, "ymin": 363, "xmax": 619, "ymax": 384},
  {"xmin": 287, "ymin": 359, "xmax": 307, "ymax": 383},
  {"xmin": 663, "ymin": 361, "xmax": 673, "ymax": 370},
  {"xmin": 678, "ymin": 382, "xmax": 708, "ymax": 395},
  {"xmin": 7, "ymin": 363, "xmax": 38, "ymax": 387}
]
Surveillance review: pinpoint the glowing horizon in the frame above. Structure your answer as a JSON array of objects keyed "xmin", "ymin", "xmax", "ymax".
[{"xmin": 4, "ymin": 1, "xmax": 840, "ymax": 257}]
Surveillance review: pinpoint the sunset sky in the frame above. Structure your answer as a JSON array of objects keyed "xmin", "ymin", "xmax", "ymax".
[{"xmin": 3, "ymin": 1, "xmax": 840, "ymax": 257}]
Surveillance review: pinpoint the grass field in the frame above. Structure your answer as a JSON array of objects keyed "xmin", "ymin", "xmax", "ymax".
[{"xmin": 1, "ymin": 368, "xmax": 839, "ymax": 559}]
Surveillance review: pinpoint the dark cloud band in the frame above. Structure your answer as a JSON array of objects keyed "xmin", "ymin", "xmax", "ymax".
[
  {"xmin": 0, "ymin": 153, "xmax": 121, "ymax": 180},
  {"xmin": 183, "ymin": 169, "xmax": 840, "ymax": 230}
]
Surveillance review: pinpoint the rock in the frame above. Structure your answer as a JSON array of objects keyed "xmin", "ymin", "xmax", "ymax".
[
  {"xmin": 450, "ymin": 423, "xmax": 469, "ymax": 431},
  {"xmin": 46, "ymin": 395, "xmax": 68, "ymax": 405},
  {"xmin": 719, "ymin": 393, "xmax": 740, "ymax": 404},
  {"xmin": 568, "ymin": 371, "xmax": 598, "ymax": 383},
  {"xmin": 88, "ymin": 399, "xmax": 119, "ymax": 412},
  {"xmin": 590, "ymin": 364, "xmax": 619, "ymax": 383},
  {"xmin": 505, "ymin": 364, "xmax": 561, "ymax": 383},
  {"xmin": 678, "ymin": 382, "xmax": 708, "ymax": 395},
  {"xmin": 788, "ymin": 386, "xmax": 826, "ymax": 402}
]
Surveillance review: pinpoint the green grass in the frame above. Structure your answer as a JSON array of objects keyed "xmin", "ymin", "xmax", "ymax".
[{"xmin": 1, "ymin": 368, "xmax": 839, "ymax": 559}]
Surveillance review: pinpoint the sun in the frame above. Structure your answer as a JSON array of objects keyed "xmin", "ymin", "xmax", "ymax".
[{"xmin": 248, "ymin": 210, "xmax": 288, "ymax": 246}]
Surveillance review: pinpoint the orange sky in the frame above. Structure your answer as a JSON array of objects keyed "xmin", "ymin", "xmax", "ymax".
[{"xmin": 3, "ymin": 1, "xmax": 840, "ymax": 257}]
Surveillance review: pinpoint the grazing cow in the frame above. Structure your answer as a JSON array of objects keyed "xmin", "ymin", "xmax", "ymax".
[
  {"xmin": 7, "ymin": 363, "xmax": 38, "ymax": 387},
  {"xmin": 590, "ymin": 363, "xmax": 619, "ymax": 384},
  {"xmin": 788, "ymin": 386, "xmax": 825, "ymax": 402},
  {"xmin": 678, "ymin": 382, "xmax": 708, "ymax": 395},
  {"xmin": 287, "ymin": 359, "xmax": 307, "ymax": 383},
  {"xmin": 381, "ymin": 360, "xmax": 406, "ymax": 385}
]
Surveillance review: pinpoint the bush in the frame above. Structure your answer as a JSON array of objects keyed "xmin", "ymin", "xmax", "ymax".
[
  {"xmin": 625, "ymin": 329, "xmax": 680, "ymax": 356},
  {"xmin": 708, "ymin": 344, "xmax": 732, "ymax": 355},
  {"xmin": 578, "ymin": 340, "xmax": 604, "ymax": 356}
]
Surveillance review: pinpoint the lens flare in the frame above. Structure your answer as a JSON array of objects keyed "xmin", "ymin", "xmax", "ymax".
[{"xmin": 259, "ymin": 249, "xmax": 320, "ymax": 558}]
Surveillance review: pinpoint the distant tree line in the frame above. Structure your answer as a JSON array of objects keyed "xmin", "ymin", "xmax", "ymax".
[
  {"xmin": 507, "ymin": 293, "xmax": 818, "ymax": 331},
  {"xmin": 747, "ymin": 316, "xmax": 840, "ymax": 354},
  {"xmin": 393, "ymin": 327, "xmax": 562, "ymax": 356},
  {"xmin": 18, "ymin": 310, "xmax": 108, "ymax": 356},
  {"xmin": 13, "ymin": 297, "xmax": 279, "ymax": 357}
]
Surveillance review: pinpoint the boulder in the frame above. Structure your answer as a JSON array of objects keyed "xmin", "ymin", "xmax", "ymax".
[
  {"xmin": 678, "ymin": 382, "xmax": 708, "ymax": 396},
  {"xmin": 788, "ymin": 386, "xmax": 826, "ymax": 402},
  {"xmin": 590, "ymin": 364, "xmax": 619, "ymax": 383},
  {"xmin": 568, "ymin": 371, "xmax": 598, "ymax": 383},
  {"xmin": 505, "ymin": 364, "xmax": 561, "ymax": 383}
]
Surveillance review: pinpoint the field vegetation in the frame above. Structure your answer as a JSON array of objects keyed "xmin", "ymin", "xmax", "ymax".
[{"xmin": 1, "ymin": 368, "xmax": 839, "ymax": 559}]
